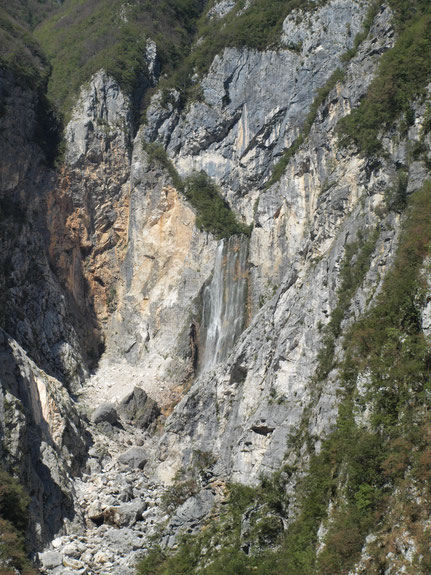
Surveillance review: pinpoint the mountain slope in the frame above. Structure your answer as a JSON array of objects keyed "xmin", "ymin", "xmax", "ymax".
[{"xmin": 0, "ymin": 1, "xmax": 431, "ymax": 574}]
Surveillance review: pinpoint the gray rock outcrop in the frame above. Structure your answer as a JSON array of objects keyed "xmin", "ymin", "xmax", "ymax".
[
  {"xmin": 92, "ymin": 403, "xmax": 118, "ymax": 426},
  {"xmin": 118, "ymin": 387, "xmax": 160, "ymax": 429}
]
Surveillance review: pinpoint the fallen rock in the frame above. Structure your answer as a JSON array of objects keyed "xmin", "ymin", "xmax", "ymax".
[
  {"xmin": 91, "ymin": 403, "xmax": 118, "ymax": 425},
  {"xmin": 62, "ymin": 542, "xmax": 82, "ymax": 558},
  {"xmin": 39, "ymin": 551, "xmax": 63, "ymax": 569},
  {"xmin": 118, "ymin": 446, "xmax": 147, "ymax": 469},
  {"xmin": 105, "ymin": 527, "xmax": 145, "ymax": 553},
  {"xmin": 169, "ymin": 489, "xmax": 215, "ymax": 533},
  {"xmin": 118, "ymin": 387, "xmax": 160, "ymax": 429},
  {"xmin": 93, "ymin": 550, "xmax": 114, "ymax": 564},
  {"xmin": 103, "ymin": 500, "xmax": 147, "ymax": 527},
  {"xmin": 63, "ymin": 556, "xmax": 85, "ymax": 570}
]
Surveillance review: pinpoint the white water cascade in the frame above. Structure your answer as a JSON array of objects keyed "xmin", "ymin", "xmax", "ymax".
[{"xmin": 201, "ymin": 235, "xmax": 248, "ymax": 371}]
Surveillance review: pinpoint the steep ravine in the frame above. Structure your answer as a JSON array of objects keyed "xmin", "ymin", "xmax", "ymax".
[{"xmin": 1, "ymin": 0, "xmax": 431, "ymax": 574}]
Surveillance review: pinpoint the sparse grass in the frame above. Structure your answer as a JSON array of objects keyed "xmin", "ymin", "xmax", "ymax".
[
  {"xmin": 315, "ymin": 228, "xmax": 379, "ymax": 381},
  {"xmin": 265, "ymin": 67, "xmax": 346, "ymax": 188}
]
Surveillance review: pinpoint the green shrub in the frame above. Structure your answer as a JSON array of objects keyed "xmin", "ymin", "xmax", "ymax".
[
  {"xmin": 384, "ymin": 170, "xmax": 408, "ymax": 212},
  {"xmin": 35, "ymin": 0, "xmax": 204, "ymax": 116},
  {"xmin": 160, "ymin": 478, "xmax": 199, "ymax": 514},
  {"xmin": 0, "ymin": 469, "xmax": 37, "ymax": 575},
  {"xmin": 338, "ymin": 6, "xmax": 431, "ymax": 156},
  {"xmin": 143, "ymin": 144, "xmax": 251, "ymax": 239},
  {"xmin": 184, "ymin": 172, "xmax": 251, "ymax": 239},
  {"xmin": 1, "ymin": 0, "xmax": 59, "ymax": 29}
]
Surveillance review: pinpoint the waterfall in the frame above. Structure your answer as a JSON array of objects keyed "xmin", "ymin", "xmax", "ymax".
[{"xmin": 201, "ymin": 235, "xmax": 248, "ymax": 371}]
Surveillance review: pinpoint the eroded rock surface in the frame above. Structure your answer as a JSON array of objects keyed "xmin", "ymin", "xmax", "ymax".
[{"xmin": 2, "ymin": 1, "xmax": 431, "ymax": 574}]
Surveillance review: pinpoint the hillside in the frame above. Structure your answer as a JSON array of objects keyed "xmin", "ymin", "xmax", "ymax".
[{"xmin": 0, "ymin": 1, "xmax": 431, "ymax": 574}]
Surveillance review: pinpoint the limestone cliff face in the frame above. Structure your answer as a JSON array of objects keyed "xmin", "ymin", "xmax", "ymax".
[
  {"xmin": 2, "ymin": 0, "xmax": 431, "ymax": 573},
  {"xmin": 0, "ymin": 328, "xmax": 89, "ymax": 544},
  {"xmin": 0, "ymin": 70, "xmax": 87, "ymax": 389},
  {"xmin": 48, "ymin": 71, "xmax": 132, "ymax": 348},
  {"xmin": 0, "ymin": 70, "xmax": 91, "ymax": 546},
  {"xmin": 145, "ymin": 0, "xmax": 368, "ymax": 220},
  {"xmin": 147, "ymin": 1, "xmax": 398, "ymax": 483},
  {"xmin": 98, "ymin": 133, "xmax": 217, "ymax": 409}
]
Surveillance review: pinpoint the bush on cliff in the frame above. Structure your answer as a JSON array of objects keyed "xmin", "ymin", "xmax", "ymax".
[{"xmin": 0, "ymin": 469, "xmax": 37, "ymax": 575}]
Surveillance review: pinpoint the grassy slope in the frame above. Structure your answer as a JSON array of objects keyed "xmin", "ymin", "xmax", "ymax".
[
  {"xmin": 34, "ymin": 0, "xmax": 204, "ymax": 116},
  {"xmin": 0, "ymin": 6, "xmax": 49, "ymax": 89}
]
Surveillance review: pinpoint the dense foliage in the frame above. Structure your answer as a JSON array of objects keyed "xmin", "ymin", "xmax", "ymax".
[
  {"xmin": 34, "ymin": 0, "xmax": 204, "ymax": 116},
  {"xmin": 144, "ymin": 143, "xmax": 250, "ymax": 239},
  {"xmin": 338, "ymin": 1, "xmax": 431, "ymax": 156},
  {"xmin": 2, "ymin": 0, "xmax": 58, "ymax": 29},
  {"xmin": 0, "ymin": 6, "xmax": 49, "ymax": 89},
  {"xmin": 0, "ymin": 469, "xmax": 37, "ymax": 575}
]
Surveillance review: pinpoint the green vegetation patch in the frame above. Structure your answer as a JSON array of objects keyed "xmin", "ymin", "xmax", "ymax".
[
  {"xmin": 0, "ymin": 7, "xmax": 49, "ymax": 90},
  {"xmin": 35, "ymin": 0, "xmax": 204, "ymax": 116},
  {"xmin": 189, "ymin": 0, "xmax": 327, "ymax": 74},
  {"xmin": 144, "ymin": 142, "xmax": 250, "ymax": 239},
  {"xmin": 338, "ymin": 2, "xmax": 431, "ymax": 156},
  {"xmin": 0, "ymin": 469, "xmax": 38, "ymax": 575},
  {"xmin": 184, "ymin": 172, "xmax": 251, "ymax": 239},
  {"xmin": 2, "ymin": 0, "xmax": 59, "ymax": 29}
]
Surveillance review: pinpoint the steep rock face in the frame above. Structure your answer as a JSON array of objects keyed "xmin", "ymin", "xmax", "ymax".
[
  {"xmin": 0, "ymin": 69, "xmax": 87, "ymax": 388},
  {"xmin": 79, "ymin": 126, "xmax": 218, "ymax": 410},
  {"xmin": 145, "ymin": 0, "xmax": 367, "ymax": 219},
  {"xmin": 52, "ymin": 68, "xmax": 221, "ymax": 409},
  {"xmin": 249, "ymin": 4, "xmax": 395, "ymax": 310},
  {"xmin": 52, "ymin": 0, "xmax": 400, "ymax": 491},
  {"xmin": 0, "ymin": 329, "xmax": 89, "ymax": 544},
  {"xmin": 48, "ymin": 71, "xmax": 132, "ymax": 352},
  {"xmin": 148, "ymin": 4, "xmax": 398, "ymax": 484},
  {"xmin": 102, "ymin": 134, "xmax": 217, "ymax": 405},
  {"xmin": 0, "ymin": 69, "xmax": 95, "ymax": 545}
]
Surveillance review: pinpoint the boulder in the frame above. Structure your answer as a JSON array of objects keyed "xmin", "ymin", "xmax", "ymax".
[
  {"xmin": 91, "ymin": 403, "xmax": 118, "ymax": 425},
  {"xmin": 118, "ymin": 387, "xmax": 160, "ymax": 429},
  {"xmin": 102, "ymin": 501, "xmax": 147, "ymax": 527},
  {"xmin": 39, "ymin": 551, "xmax": 63, "ymax": 569},
  {"xmin": 118, "ymin": 446, "xmax": 147, "ymax": 469}
]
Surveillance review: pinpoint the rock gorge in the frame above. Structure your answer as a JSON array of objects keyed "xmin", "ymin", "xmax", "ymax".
[{"xmin": 1, "ymin": 0, "xmax": 431, "ymax": 574}]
